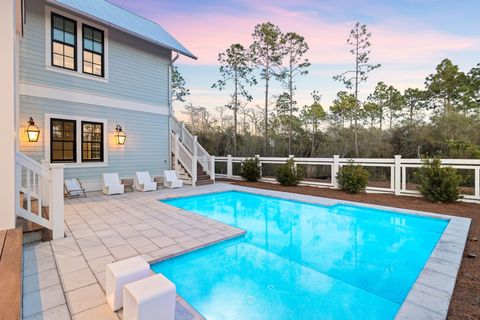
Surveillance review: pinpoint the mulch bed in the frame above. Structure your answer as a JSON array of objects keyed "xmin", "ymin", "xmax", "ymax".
[{"xmin": 231, "ymin": 181, "xmax": 480, "ymax": 320}]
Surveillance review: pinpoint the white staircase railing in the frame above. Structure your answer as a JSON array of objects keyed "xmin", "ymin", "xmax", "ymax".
[
  {"xmin": 171, "ymin": 117, "xmax": 215, "ymax": 182},
  {"xmin": 171, "ymin": 133, "xmax": 197, "ymax": 186},
  {"xmin": 15, "ymin": 152, "xmax": 64, "ymax": 239}
]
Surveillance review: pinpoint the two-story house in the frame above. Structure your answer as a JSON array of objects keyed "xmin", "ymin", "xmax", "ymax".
[{"xmin": 1, "ymin": 0, "xmax": 213, "ymax": 237}]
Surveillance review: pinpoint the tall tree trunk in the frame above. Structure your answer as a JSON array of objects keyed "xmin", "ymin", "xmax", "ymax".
[
  {"xmin": 264, "ymin": 62, "xmax": 269, "ymax": 156},
  {"xmin": 288, "ymin": 73, "xmax": 293, "ymax": 155},
  {"xmin": 233, "ymin": 72, "xmax": 238, "ymax": 156},
  {"xmin": 354, "ymin": 34, "xmax": 360, "ymax": 157}
]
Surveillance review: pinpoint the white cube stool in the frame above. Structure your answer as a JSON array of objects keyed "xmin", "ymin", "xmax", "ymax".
[
  {"xmin": 106, "ymin": 256, "xmax": 151, "ymax": 311},
  {"xmin": 123, "ymin": 274, "xmax": 176, "ymax": 320}
]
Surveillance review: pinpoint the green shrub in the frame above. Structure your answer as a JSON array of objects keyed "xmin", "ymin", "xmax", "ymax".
[
  {"xmin": 240, "ymin": 157, "xmax": 261, "ymax": 182},
  {"xmin": 415, "ymin": 158, "xmax": 463, "ymax": 203},
  {"xmin": 337, "ymin": 162, "xmax": 369, "ymax": 194},
  {"xmin": 276, "ymin": 159, "xmax": 303, "ymax": 186}
]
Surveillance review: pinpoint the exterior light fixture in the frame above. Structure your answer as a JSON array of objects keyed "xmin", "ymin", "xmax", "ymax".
[
  {"xmin": 114, "ymin": 125, "xmax": 126, "ymax": 145},
  {"xmin": 26, "ymin": 117, "xmax": 40, "ymax": 142}
]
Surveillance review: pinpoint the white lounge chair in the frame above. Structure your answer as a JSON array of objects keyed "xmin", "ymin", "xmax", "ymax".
[
  {"xmin": 134, "ymin": 171, "xmax": 157, "ymax": 192},
  {"xmin": 102, "ymin": 173, "xmax": 125, "ymax": 195},
  {"xmin": 163, "ymin": 170, "xmax": 183, "ymax": 189},
  {"xmin": 64, "ymin": 178, "xmax": 86, "ymax": 198}
]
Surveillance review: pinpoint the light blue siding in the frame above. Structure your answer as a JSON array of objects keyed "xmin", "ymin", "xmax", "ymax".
[
  {"xmin": 19, "ymin": 95, "xmax": 170, "ymax": 186},
  {"xmin": 20, "ymin": 0, "xmax": 171, "ymax": 107}
]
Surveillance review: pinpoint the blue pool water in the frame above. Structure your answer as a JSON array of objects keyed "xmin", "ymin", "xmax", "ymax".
[{"xmin": 151, "ymin": 191, "xmax": 448, "ymax": 320}]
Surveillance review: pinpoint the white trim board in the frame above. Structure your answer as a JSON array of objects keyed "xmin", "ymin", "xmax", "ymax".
[{"xmin": 19, "ymin": 82, "xmax": 169, "ymax": 115}]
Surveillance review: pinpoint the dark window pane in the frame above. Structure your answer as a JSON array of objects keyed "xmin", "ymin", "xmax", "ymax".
[
  {"xmin": 93, "ymin": 30, "xmax": 102, "ymax": 42},
  {"xmin": 52, "ymin": 141, "xmax": 63, "ymax": 151},
  {"xmin": 64, "ymin": 20, "xmax": 75, "ymax": 33},
  {"xmin": 84, "ymin": 27, "xmax": 93, "ymax": 39},
  {"xmin": 53, "ymin": 15, "xmax": 63, "ymax": 29}
]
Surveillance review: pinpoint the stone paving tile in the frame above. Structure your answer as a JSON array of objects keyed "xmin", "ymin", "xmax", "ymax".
[
  {"xmin": 60, "ymin": 268, "xmax": 97, "ymax": 292},
  {"xmin": 71, "ymin": 304, "xmax": 120, "ymax": 320},
  {"xmin": 81, "ymin": 245, "xmax": 110, "ymax": 260},
  {"xmin": 23, "ymin": 255, "xmax": 57, "ymax": 277},
  {"xmin": 23, "ymin": 269, "xmax": 61, "ymax": 294},
  {"xmin": 87, "ymin": 255, "xmax": 116, "ymax": 274},
  {"xmin": 23, "ymin": 244, "xmax": 54, "ymax": 262},
  {"xmin": 108, "ymin": 244, "xmax": 138, "ymax": 260},
  {"xmin": 65, "ymin": 283, "xmax": 106, "ymax": 315},
  {"xmin": 54, "ymin": 254, "xmax": 89, "ymax": 275},
  {"xmin": 23, "ymin": 284, "xmax": 66, "ymax": 318},
  {"xmin": 151, "ymin": 235, "xmax": 177, "ymax": 248},
  {"xmin": 24, "ymin": 304, "xmax": 71, "ymax": 320}
]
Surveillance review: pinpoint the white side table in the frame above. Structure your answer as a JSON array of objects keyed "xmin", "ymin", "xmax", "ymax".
[
  {"xmin": 123, "ymin": 274, "xmax": 176, "ymax": 320},
  {"xmin": 106, "ymin": 256, "xmax": 151, "ymax": 311}
]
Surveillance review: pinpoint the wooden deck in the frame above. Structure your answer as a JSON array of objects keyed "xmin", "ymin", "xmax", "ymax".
[{"xmin": 0, "ymin": 227, "xmax": 23, "ymax": 320}]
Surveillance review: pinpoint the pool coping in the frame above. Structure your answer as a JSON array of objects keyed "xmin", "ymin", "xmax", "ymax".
[{"xmin": 157, "ymin": 183, "xmax": 471, "ymax": 320}]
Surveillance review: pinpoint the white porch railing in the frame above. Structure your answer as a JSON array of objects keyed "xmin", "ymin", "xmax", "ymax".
[
  {"xmin": 215, "ymin": 155, "xmax": 480, "ymax": 202},
  {"xmin": 15, "ymin": 152, "xmax": 64, "ymax": 239},
  {"xmin": 171, "ymin": 117, "xmax": 214, "ymax": 180},
  {"xmin": 171, "ymin": 133, "xmax": 197, "ymax": 186}
]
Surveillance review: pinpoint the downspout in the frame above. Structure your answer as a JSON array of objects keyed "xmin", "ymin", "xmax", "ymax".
[{"xmin": 167, "ymin": 51, "xmax": 180, "ymax": 170}]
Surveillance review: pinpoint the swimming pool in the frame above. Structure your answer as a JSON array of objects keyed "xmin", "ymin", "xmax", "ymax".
[{"xmin": 151, "ymin": 191, "xmax": 448, "ymax": 320}]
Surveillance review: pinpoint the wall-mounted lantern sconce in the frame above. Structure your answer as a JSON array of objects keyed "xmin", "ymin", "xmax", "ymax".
[
  {"xmin": 114, "ymin": 125, "xmax": 126, "ymax": 145},
  {"xmin": 26, "ymin": 117, "xmax": 40, "ymax": 142}
]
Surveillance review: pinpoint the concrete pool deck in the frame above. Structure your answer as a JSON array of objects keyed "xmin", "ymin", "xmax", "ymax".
[{"xmin": 22, "ymin": 183, "xmax": 470, "ymax": 320}]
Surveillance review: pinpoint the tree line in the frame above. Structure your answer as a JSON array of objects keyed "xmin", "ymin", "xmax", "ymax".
[{"xmin": 172, "ymin": 22, "xmax": 480, "ymax": 159}]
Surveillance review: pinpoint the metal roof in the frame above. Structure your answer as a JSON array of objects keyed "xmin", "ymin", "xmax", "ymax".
[{"xmin": 52, "ymin": 0, "xmax": 197, "ymax": 59}]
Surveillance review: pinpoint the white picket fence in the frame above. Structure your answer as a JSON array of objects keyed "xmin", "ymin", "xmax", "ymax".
[{"xmin": 215, "ymin": 155, "xmax": 480, "ymax": 201}]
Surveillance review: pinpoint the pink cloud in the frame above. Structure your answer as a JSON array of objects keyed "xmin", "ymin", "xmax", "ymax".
[{"xmin": 158, "ymin": 8, "xmax": 478, "ymax": 66}]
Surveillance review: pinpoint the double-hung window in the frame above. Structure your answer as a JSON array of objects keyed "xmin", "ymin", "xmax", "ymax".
[
  {"xmin": 51, "ymin": 13, "xmax": 77, "ymax": 71},
  {"xmin": 51, "ymin": 119, "xmax": 76, "ymax": 163},
  {"xmin": 82, "ymin": 121, "xmax": 104, "ymax": 162},
  {"xmin": 49, "ymin": 117, "xmax": 106, "ymax": 165},
  {"xmin": 82, "ymin": 25, "xmax": 104, "ymax": 77}
]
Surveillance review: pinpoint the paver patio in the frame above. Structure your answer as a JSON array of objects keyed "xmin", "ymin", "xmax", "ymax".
[
  {"xmin": 22, "ymin": 184, "xmax": 245, "ymax": 320},
  {"xmin": 21, "ymin": 183, "xmax": 470, "ymax": 320}
]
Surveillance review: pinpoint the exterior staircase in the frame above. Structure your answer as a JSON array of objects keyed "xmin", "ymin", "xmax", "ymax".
[{"xmin": 171, "ymin": 118, "xmax": 215, "ymax": 187}]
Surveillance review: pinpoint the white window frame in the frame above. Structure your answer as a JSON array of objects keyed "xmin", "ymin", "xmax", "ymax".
[
  {"xmin": 45, "ymin": 6, "xmax": 109, "ymax": 82},
  {"xmin": 44, "ymin": 113, "xmax": 108, "ymax": 168}
]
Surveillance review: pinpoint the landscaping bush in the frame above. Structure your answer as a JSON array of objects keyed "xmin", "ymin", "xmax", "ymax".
[
  {"xmin": 415, "ymin": 158, "xmax": 463, "ymax": 203},
  {"xmin": 337, "ymin": 162, "xmax": 369, "ymax": 194},
  {"xmin": 276, "ymin": 159, "xmax": 303, "ymax": 186},
  {"xmin": 240, "ymin": 157, "xmax": 261, "ymax": 182}
]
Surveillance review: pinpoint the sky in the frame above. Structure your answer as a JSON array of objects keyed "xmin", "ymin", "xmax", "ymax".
[{"xmin": 109, "ymin": 0, "xmax": 480, "ymax": 118}]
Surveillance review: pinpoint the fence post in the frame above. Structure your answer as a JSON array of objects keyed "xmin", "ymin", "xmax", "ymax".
[
  {"xmin": 41, "ymin": 160, "xmax": 50, "ymax": 205},
  {"xmin": 193, "ymin": 136, "xmax": 198, "ymax": 157},
  {"xmin": 394, "ymin": 155, "xmax": 402, "ymax": 195},
  {"xmin": 174, "ymin": 134, "xmax": 180, "ymax": 172},
  {"xmin": 227, "ymin": 155, "xmax": 232, "ymax": 178},
  {"xmin": 256, "ymin": 155, "xmax": 262, "ymax": 179},
  {"xmin": 289, "ymin": 155, "xmax": 295, "ymax": 168},
  {"xmin": 210, "ymin": 156, "xmax": 215, "ymax": 181},
  {"xmin": 181, "ymin": 122, "xmax": 185, "ymax": 142},
  {"xmin": 475, "ymin": 168, "xmax": 480, "ymax": 200},
  {"xmin": 332, "ymin": 155, "xmax": 340, "ymax": 188},
  {"xmin": 192, "ymin": 156, "xmax": 197, "ymax": 187},
  {"xmin": 50, "ymin": 164, "xmax": 64, "ymax": 240}
]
